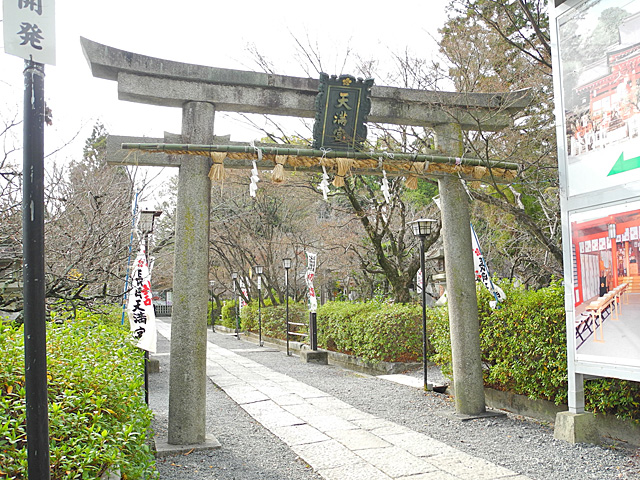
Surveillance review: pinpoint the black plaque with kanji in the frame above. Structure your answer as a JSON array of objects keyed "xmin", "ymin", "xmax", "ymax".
[{"xmin": 312, "ymin": 73, "xmax": 373, "ymax": 151}]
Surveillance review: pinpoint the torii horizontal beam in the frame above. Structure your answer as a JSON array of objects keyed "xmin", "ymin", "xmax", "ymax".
[
  {"xmin": 117, "ymin": 142, "xmax": 519, "ymax": 182},
  {"xmin": 81, "ymin": 37, "xmax": 531, "ymax": 131}
]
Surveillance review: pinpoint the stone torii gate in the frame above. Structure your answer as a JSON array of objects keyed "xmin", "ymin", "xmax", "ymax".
[{"xmin": 81, "ymin": 37, "xmax": 529, "ymax": 447}]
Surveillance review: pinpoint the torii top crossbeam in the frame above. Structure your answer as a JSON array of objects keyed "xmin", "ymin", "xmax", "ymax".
[{"xmin": 81, "ymin": 37, "xmax": 530, "ymax": 132}]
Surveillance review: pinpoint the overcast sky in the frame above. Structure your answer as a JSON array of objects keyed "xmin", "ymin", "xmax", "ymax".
[{"xmin": 1, "ymin": 1, "xmax": 450, "ymax": 200}]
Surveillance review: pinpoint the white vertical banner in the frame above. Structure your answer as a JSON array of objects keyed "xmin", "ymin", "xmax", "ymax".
[
  {"xmin": 3, "ymin": 0, "xmax": 56, "ymax": 65},
  {"xmin": 238, "ymin": 277, "xmax": 248, "ymax": 308},
  {"xmin": 416, "ymin": 268, "xmax": 423, "ymax": 294},
  {"xmin": 127, "ymin": 243, "xmax": 157, "ymax": 353},
  {"xmin": 470, "ymin": 223, "xmax": 505, "ymax": 308},
  {"xmin": 306, "ymin": 251, "xmax": 317, "ymax": 313}
]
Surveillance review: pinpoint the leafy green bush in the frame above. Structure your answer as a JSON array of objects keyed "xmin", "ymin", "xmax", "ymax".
[
  {"xmin": 430, "ymin": 279, "xmax": 640, "ymax": 421},
  {"xmin": 221, "ymin": 299, "xmax": 240, "ymax": 330},
  {"xmin": 317, "ymin": 300, "xmax": 431, "ymax": 363},
  {"xmin": 0, "ymin": 311, "xmax": 157, "ymax": 479},
  {"xmin": 241, "ymin": 300, "xmax": 308, "ymax": 340}
]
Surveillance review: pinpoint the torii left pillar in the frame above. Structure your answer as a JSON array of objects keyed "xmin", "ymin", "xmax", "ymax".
[{"xmin": 169, "ymin": 101, "xmax": 214, "ymax": 445}]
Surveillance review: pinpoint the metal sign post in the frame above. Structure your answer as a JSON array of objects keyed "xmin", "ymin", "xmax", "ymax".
[
  {"xmin": 4, "ymin": 0, "xmax": 56, "ymax": 476},
  {"xmin": 22, "ymin": 57, "xmax": 51, "ymax": 480}
]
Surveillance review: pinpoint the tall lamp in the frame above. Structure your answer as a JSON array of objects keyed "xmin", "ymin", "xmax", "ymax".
[
  {"xmin": 410, "ymin": 218, "xmax": 437, "ymax": 391},
  {"xmin": 139, "ymin": 209, "xmax": 162, "ymax": 404},
  {"xmin": 232, "ymin": 272, "xmax": 239, "ymax": 339},
  {"xmin": 254, "ymin": 265, "xmax": 264, "ymax": 347},
  {"xmin": 283, "ymin": 258, "xmax": 292, "ymax": 356}
]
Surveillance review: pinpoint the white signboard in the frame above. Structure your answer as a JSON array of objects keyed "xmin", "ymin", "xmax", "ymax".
[
  {"xmin": 552, "ymin": 0, "xmax": 640, "ymax": 383},
  {"xmin": 3, "ymin": 0, "xmax": 56, "ymax": 65}
]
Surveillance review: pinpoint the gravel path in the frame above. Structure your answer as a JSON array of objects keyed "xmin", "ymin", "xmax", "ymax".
[{"xmin": 151, "ymin": 328, "xmax": 640, "ymax": 480}]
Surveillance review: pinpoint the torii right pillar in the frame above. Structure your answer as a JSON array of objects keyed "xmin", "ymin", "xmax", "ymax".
[{"xmin": 435, "ymin": 124, "xmax": 486, "ymax": 416}]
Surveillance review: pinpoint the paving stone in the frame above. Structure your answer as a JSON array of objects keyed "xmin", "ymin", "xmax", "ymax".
[
  {"xmin": 426, "ymin": 452, "xmax": 521, "ymax": 480},
  {"xmin": 304, "ymin": 414, "xmax": 358, "ymax": 433},
  {"xmin": 281, "ymin": 382, "xmax": 331, "ymax": 399},
  {"xmin": 241, "ymin": 400, "xmax": 304, "ymax": 428},
  {"xmin": 206, "ymin": 374, "xmax": 244, "ymax": 387},
  {"xmin": 282, "ymin": 403, "xmax": 323, "ymax": 421},
  {"xmin": 353, "ymin": 416, "xmax": 402, "ymax": 431},
  {"xmin": 270, "ymin": 423, "xmax": 330, "ymax": 446},
  {"xmin": 395, "ymin": 472, "xmax": 460, "ymax": 480},
  {"xmin": 270, "ymin": 393, "xmax": 307, "ymax": 406},
  {"xmin": 306, "ymin": 396, "xmax": 353, "ymax": 410},
  {"xmin": 318, "ymin": 462, "xmax": 392, "ymax": 480},
  {"xmin": 327, "ymin": 428, "xmax": 392, "ymax": 450},
  {"xmin": 381, "ymin": 431, "xmax": 459, "ymax": 457},
  {"xmin": 354, "ymin": 446, "xmax": 439, "ymax": 478},
  {"xmin": 222, "ymin": 384, "xmax": 269, "ymax": 404},
  {"xmin": 292, "ymin": 439, "xmax": 363, "ymax": 470}
]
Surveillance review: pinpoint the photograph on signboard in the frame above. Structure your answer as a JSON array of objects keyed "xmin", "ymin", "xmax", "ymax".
[
  {"xmin": 558, "ymin": 0, "xmax": 640, "ymax": 196},
  {"xmin": 570, "ymin": 199, "xmax": 640, "ymax": 368}
]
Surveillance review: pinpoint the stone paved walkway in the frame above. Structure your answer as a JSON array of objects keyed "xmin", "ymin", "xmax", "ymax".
[{"xmin": 156, "ymin": 319, "xmax": 530, "ymax": 480}]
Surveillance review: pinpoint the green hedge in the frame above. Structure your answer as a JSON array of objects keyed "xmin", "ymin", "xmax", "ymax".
[
  {"xmin": 241, "ymin": 300, "xmax": 308, "ymax": 340},
  {"xmin": 317, "ymin": 300, "xmax": 431, "ymax": 363},
  {"xmin": 221, "ymin": 299, "xmax": 240, "ymax": 330},
  {"xmin": 0, "ymin": 310, "xmax": 157, "ymax": 479},
  {"xmin": 430, "ymin": 279, "xmax": 640, "ymax": 421}
]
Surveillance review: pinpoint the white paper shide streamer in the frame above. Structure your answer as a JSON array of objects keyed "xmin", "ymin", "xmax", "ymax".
[
  {"xmin": 381, "ymin": 169, "xmax": 391, "ymax": 204},
  {"xmin": 250, "ymin": 160, "xmax": 260, "ymax": 197},
  {"xmin": 318, "ymin": 166, "xmax": 331, "ymax": 201}
]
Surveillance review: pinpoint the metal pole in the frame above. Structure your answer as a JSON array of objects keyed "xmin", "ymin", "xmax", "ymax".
[
  {"xmin": 22, "ymin": 59, "xmax": 51, "ymax": 480},
  {"xmin": 144, "ymin": 233, "xmax": 150, "ymax": 405},
  {"xmin": 258, "ymin": 284, "xmax": 263, "ymax": 347},
  {"xmin": 285, "ymin": 269, "xmax": 290, "ymax": 356},
  {"xmin": 420, "ymin": 235, "xmax": 428, "ymax": 391},
  {"xmin": 232, "ymin": 279, "xmax": 239, "ymax": 339},
  {"xmin": 309, "ymin": 312, "xmax": 318, "ymax": 350},
  {"xmin": 210, "ymin": 284, "xmax": 215, "ymax": 332}
]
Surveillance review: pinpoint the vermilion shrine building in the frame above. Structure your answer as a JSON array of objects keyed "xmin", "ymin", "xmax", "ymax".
[
  {"xmin": 568, "ymin": 13, "xmax": 640, "ymax": 155},
  {"xmin": 571, "ymin": 209, "xmax": 640, "ymax": 308}
]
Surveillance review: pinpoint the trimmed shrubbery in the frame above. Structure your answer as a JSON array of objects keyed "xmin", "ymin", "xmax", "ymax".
[
  {"xmin": 317, "ymin": 300, "xmax": 431, "ymax": 363},
  {"xmin": 431, "ymin": 279, "xmax": 640, "ymax": 421},
  {"xmin": 220, "ymin": 299, "xmax": 239, "ymax": 330},
  {"xmin": 0, "ymin": 309, "xmax": 157, "ymax": 479},
  {"xmin": 241, "ymin": 300, "xmax": 309, "ymax": 341}
]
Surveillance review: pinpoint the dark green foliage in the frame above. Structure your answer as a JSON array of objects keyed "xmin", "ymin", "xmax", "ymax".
[
  {"xmin": 241, "ymin": 300, "xmax": 308, "ymax": 341},
  {"xmin": 0, "ymin": 310, "xmax": 157, "ymax": 479},
  {"xmin": 430, "ymin": 280, "xmax": 640, "ymax": 421},
  {"xmin": 317, "ymin": 300, "xmax": 431, "ymax": 363},
  {"xmin": 221, "ymin": 299, "xmax": 240, "ymax": 330}
]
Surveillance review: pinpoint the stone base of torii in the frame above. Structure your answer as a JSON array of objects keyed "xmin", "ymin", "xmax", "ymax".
[{"xmin": 84, "ymin": 37, "xmax": 530, "ymax": 448}]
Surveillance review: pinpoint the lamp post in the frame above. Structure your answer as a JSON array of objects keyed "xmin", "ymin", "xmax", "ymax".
[
  {"xmin": 254, "ymin": 265, "xmax": 264, "ymax": 347},
  {"xmin": 283, "ymin": 258, "xmax": 292, "ymax": 356},
  {"xmin": 232, "ymin": 272, "xmax": 239, "ymax": 339},
  {"xmin": 139, "ymin": 209, "xmax": 162, "ymax": 404},
  {"xmin": 209, "ymin": 280, "xmax": 215, "ymax": 332},
  {"xmin": 410, "ymin": 218, "xmax": 437, "ymax": 391}
]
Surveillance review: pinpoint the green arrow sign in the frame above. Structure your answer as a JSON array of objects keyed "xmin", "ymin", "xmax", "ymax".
[{"xmin": 608, "ymin": 152, "xmax": 640, "ymax": 176}]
